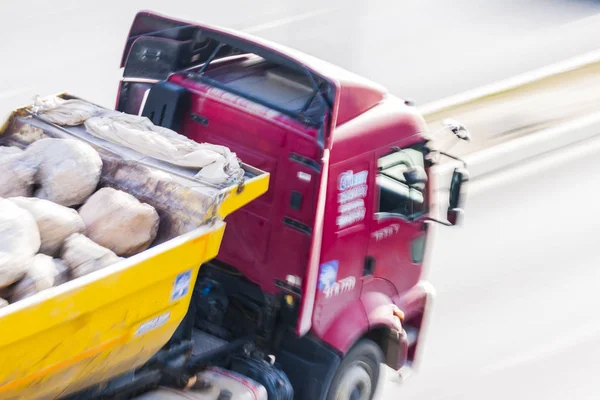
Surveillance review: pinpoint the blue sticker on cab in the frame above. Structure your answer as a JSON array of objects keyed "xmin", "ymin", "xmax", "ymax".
[
  {"xmin": 171, "ymin": 270, "xmax": 192, "ymax": 301},
  {"xmin": 318, "ymin": 260, "xmax": 339, "ymax": 291}
]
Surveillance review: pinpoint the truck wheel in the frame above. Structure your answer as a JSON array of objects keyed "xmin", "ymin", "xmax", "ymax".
[{"xmin": 326, "ymin": 339, "xmax": 384, "ymax": 400}]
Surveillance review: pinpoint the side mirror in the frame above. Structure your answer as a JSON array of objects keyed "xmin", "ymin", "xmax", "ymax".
[
  {"xmin": 403, "ymin": 166, "xmax": 428, "ymax": 186},
  {"xmin": 447, "ymin": 167, "xmax": 469, "ymax": 226},
  {"xmin": 442, "ymin": 119, "xmax": 471, "ymax": 142}
]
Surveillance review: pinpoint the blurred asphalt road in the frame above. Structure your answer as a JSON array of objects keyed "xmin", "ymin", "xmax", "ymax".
[
  {"xmin": 1, "ymin": 0, "xmax": 600, "ymax": 110},
  {"xmin": 380, "ymin": 126, "xmax": 600, "ymax": 400}
]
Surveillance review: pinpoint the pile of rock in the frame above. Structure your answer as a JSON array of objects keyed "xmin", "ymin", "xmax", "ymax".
[{"xmin": 0, "ymin": 138, "xmax": 159, "ymax": 305}]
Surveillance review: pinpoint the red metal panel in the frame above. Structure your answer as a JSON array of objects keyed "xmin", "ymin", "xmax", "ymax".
[
  {"xmin": 168, "ymin": 74, "xmax": 322, "ymax": 295},
  {"xmin": 319, "ymin": 298, "xmax": 369, "ymax": 354}
]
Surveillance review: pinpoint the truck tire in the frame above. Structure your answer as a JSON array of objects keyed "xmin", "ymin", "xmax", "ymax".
[{"xmin": 326, "ymin": 339, "xmax": 384, "ymax": 400}]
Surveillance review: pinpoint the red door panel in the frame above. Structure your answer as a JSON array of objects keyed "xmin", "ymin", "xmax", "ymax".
[
  {"xmin": 365, "ymin": 141, "xmax": 429, "ymax": 299},
  {"xmin": 311, "ymin": 156, "xmax": 373, "ymax": 338}
]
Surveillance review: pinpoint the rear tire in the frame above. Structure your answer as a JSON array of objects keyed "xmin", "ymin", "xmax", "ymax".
[{"xmin": 326, "ymin": 339, "xmax": 384, "ymax": 400}]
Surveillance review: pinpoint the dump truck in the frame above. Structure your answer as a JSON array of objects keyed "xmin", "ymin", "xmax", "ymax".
[{"xmin": 0, "ymin": 10, "xmax": 470, "ymax": 400}]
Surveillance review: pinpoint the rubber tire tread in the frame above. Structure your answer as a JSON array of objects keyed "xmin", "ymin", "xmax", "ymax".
[{"xmin": 325, "ymin": 339, "xmax": 384, "ymax": 400}]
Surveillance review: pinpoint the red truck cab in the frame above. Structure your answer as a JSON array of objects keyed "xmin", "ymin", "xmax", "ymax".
[{"xmin": 115, "ymin": 11, "xmax": 469, "ymax": 400}]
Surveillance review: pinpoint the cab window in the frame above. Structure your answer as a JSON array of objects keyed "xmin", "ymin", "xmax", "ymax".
[{"xmin": 376, "ymin": 144, "xmax": 428, "ymax": 219}]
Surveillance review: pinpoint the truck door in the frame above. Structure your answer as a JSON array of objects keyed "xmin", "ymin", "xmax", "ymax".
[
  {"xmin": 365, "ymin": 141, "xmax": 429, "ymax": 296},
  {"xmin": 308, "ymin": 154, "xmax": 374, "ymax": 338}
]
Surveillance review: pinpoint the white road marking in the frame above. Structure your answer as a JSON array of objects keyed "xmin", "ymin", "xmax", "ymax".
[
  {"xmin": 479, "ymin": 319, "xmax": 600, "ymax": 376},
  {"xmin": 242, "ymin": 8, "xmax": 338, "ymax": 34},
  {"xmin": 420, "ymin": 46, "xmax": 600, "ymax": 116},
  {"xmin": 468, "ymin": 120, "xmax": 600, "ymax": 197}
]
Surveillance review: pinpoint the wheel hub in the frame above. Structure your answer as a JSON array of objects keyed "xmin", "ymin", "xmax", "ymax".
[{"xmin": 335, "ymin": 361, "xmax": 372, "ymax": 400}]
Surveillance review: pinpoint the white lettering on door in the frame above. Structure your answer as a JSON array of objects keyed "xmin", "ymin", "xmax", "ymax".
[
  {"xmin": 336, "ymin": 170, "xmax": 369, "ymax": 229},
  {"xmin": 372, "ymin": 224, "xmax": 401, "ymax": 241},
  {"xmin": 336, "ymin": 208, "xmax": 366, "ymax": 229},
  {"xmin": 338, "ymin": 170, "xmax": 368, "ymax": 191},
  {"xmin": 323, "ymin": 276, "xmax": 356, "ymax": 299}
]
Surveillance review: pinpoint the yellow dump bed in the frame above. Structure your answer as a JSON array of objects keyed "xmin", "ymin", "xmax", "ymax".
[{"xmin": 0, "ymin": 96, "xmax": 269, "ymax": 400}]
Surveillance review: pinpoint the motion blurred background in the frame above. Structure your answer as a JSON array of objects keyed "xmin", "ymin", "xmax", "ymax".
[
  {"xmin": 3, "ymin": 0, "xmax": 600, "ymax": 108},
  {"xmin": 2, "ymin": 1, "xmax": 600, "ymax": 399}
]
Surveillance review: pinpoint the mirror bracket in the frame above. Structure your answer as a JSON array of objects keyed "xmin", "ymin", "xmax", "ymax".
[
  {"xmin": 446, "ymin": 208, "xmax": 464, "ymax": 226},
  {"xmin": 442, "ymin": 118, "xmax": 471, "ymax": 141},
  {"xmin": 425, "ymin": 217, "xmax": 453, "ymax": 227}
]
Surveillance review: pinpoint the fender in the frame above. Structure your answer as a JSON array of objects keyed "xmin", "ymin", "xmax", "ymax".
[
  {"xmin": 319, "ymin": 291, "xmax": 408, "ymax": 370},
  {"xmin": 361, "ymin": 291, "xmax": 402, "ymax": 330},
  {"xmin": 393, "ymin": 280, "xmax": 437, "ymax": 370},
  {"xmin": 319, "ymin": 297, "xmax": 369, "ymax": 354},
  {"xmin": 361, "ymin": 290, "xmax": 408, "ymax": 370}
]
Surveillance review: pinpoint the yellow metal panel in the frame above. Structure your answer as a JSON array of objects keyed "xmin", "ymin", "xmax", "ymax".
[
  {"xmin": 218, "ymin": 173, "xmax": 270, "ymax": 219},
  {"xmin": 0, "ymin": 222, "xmax": 225, "ymax": 400}
]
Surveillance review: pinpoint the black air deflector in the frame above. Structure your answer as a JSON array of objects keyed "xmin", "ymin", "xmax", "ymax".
[
  {"xmin": 121, "ymin": 12, "xmax": 335, "ymax": 123},
  {"xmin": 141, "ymin": 81, "xmax": 190, "ymax": 132}
]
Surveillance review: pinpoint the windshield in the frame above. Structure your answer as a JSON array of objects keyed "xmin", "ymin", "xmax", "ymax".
[{"xmin": 376, "ymin": 142, "xmax": 430, "ymax": 219}]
